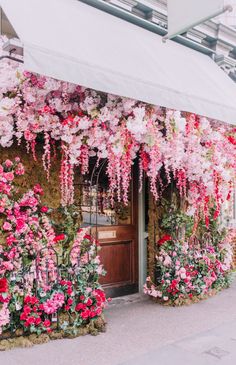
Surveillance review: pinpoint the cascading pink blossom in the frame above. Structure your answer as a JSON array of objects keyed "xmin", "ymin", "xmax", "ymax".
[{"xmin": 0, "ymin": 37, "xmax": 236, "ymax": 222}]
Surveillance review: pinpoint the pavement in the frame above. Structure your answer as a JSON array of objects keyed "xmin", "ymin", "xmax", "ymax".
[{"xmin": 1, "ymin": 279, "xmax": 236, "ymax": 365}]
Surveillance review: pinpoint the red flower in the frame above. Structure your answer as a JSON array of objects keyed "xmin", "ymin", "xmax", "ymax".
[
  {"xmin": 24, "ymin": 295, "xmax": 38, "ymax": 305},
  {"xmin": 227, "ymin": 135, "xmax": 236, "ymax": 145},
  {"xmin": 140, "ymin": 150, "xmax": 150, "ymax": 171},
  {"xmin": 35, "ymin": 317, "xmax": 42, "ymax": 326},
  {"xmin": 33, "ymin": 184, "xmax": 44, "ymax": 196},
  {"xmin": 23, "ymin": 306, "xmax": 31, "ymax": 316},
  {"xmin": 53, "ymin": 234, "xmax": 66, "ymax": 243},
  {"xmin": 67, "ymin": 298, "xmax": 73, "ymax": 305},
  {"xmin": 26, "ymin": 316, "xmax": 36, "ymax": 325},
  {"xmin": 20, "ymin": 312, "xmax": 27, "ymax": 321},
  {"xmin": 40, "ymin": 206, "xmax": 49, "ymax": 213},
  {"xmin": 86, "ymin": 298, "xmax": 93, "ymax": 307},
  {"xmin": 0, "ymin": 278, "xmax": 8, "ymax": 293},
  {"xmin": 75, "ymin": 303, "xmax": 85, "ymax": 312},
  {"xmin": 62, "ymin": 115, "xmax": 74, "ymax": 126},
  {"xmin": 157, "ymin": 235, "xmax": 172, "ymax": 246},
  {"xmin": 80, "ymin": 309, "xmax": 90, "ymax": 320},
  {"xmin": 84, "ymin": 234, "xmax": 92, "ymax": 240},
  {"xmin": 67, "ymin": 287, "xmax": 73, "ymax": 295},
  {"xmin": 43, "ymin": 319, "xmax": 51, "ymax": 328},
  {"xmin": 16, "ymin": 218, "xmax": 25, "ymax": 231}
]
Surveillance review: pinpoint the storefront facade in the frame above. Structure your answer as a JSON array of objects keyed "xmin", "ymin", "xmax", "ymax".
[{"xmin": 1, "ymin": 0, "xmax": 236, "ymax": 300}]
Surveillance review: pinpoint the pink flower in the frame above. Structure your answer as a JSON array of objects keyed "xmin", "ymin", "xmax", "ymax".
[
  {"xmin": 4, "ymin": 160, "xmax": 13, "ymax": 168},
  {"xmin": 33, "ymin": 184, "xmax": 44, "ymax": 196},
  {"xmin": 43, "ymin": 299, "xmax": 57, "ymax": 314},
  {"xmin": 16, "ymin": 218, "xmax": 25, "ymax": 232},
  {"xmin": 24, "ymin": 130, "xmax": 36, "ymax": 141},
  {"xmin": 4, "ymin": 172, "xmax": 14, "ymax": 181},
  {"xmin": 2, "ymin": 221, "xmax": 12, "ymax": 231},
  {"xmin": 41, "ymin": 206, "xmax": 49, "ymax": 213},
  {"xmin": 15, "ymin": 163, "xmax": 25, "ymax": 176}
]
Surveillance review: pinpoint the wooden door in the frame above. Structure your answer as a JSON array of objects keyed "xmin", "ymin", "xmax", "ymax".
[{"xmin": 80, "ymin": 162, "xmax": 139, "ymax": 298}]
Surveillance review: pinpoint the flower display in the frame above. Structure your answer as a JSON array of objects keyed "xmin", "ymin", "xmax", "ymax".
[
  {"xmin": 144, "ymin": 209, "xmax": 234, "ymax": 305},
  {"xmin": 0, "ymin": 37, "xmax": 236, "ymax": 227},
  {"xmin": 0, "ymin": 36, "xmax": 235, "ymax": 342},
  {"xmin": 0, "ymin": 159, "xmax": 107, "ymax": 337}
]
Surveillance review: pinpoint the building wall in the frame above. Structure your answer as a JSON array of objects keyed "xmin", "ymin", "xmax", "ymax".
[{"xmin": 105, "ymin": 0, "xmax": 236, "ymax": 80}]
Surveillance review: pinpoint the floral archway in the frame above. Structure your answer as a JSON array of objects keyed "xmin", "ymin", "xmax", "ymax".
[{"xmin": 0, "ymin": 36, "xmax": 236, "ymax": 346}]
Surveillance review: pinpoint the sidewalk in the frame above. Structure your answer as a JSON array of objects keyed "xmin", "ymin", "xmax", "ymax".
[{"xmin": 2, "ymin": 279, "xmax": 236, "ymax": 365}]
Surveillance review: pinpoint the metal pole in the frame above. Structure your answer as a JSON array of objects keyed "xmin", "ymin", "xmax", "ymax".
[{"xmin": 0, "ymin": 55, "xmax": 23, "ymax": 63}]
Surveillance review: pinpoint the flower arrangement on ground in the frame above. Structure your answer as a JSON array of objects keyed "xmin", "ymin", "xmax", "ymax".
[
  {"xmin": 0, "ymin": 159, "xmax": 107, "ymax": 348},
  {"xmin": 144, "ymin": 205, "xmax": 234, "ymax": 306}
]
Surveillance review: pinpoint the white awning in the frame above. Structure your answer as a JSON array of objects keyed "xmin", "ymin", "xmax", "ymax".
[{"xmin": 1, "ymin": 0, "xmax": 236, "ymax": 124}]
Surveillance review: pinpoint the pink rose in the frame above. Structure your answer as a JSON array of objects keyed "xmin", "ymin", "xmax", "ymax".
[
  {"xmin": 16, "ymin": 218, "xmax": 25, "ymax": 231},
  {"xmin": 2, "ymin": 222, "xmax": 12, "ymax": 231},
  {"xmin": 33, "ymin": 184, "xmax": 44, "ymax": 196},
  {"xmin": 4, "ymin": 160, "xmax": 13, "ymax": 168},
  {"xmin": 15, "ymin": 163, "xmax": 25, "ymax": 176},
  {"xmin": 4, "ymin": 172, "xmax": 14, "ymax": 181}
]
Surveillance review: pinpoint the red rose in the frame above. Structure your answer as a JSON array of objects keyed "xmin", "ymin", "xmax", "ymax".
[
  {"xmin": 67, "ymin": 287, "xmax": 73, "ymax": 295},
  {"xmin": 0, "ymin": 278, "xmax": 8, "ymax": 293},
  {"xmin": 53, "ymin": 234, "xmax": 66, "ymax": 243},
  {"xmin": 20, "ymin": 312, "xmax": 27, "ymax": 321},
  {"xmin": 86, "ymin": 298, "xmax": 93, "ymax": 307},
  {"xmin": 27, "ymin": 316, "xmax": 36, "ymax": 325},
  {"xmin": 35, "ymin": 317, "xmax": 42, "ymax": 326},
  {"xmin": 23, "ymin": 306, "xmax": 31, "ymax": 316},
  {"xmin": 157, "ymin": 235, "xmax": 172, "ymax": 245},
  {"xmin": 43, "ymin": 319, "xmax": 51, "ymax": 328},
  {"xmin": 89, "ymin": 311, "xmax": 97, "ymax": 318},
  {"xmin": 75, "ymin": 303, "xmax": 85, "ymax": 312},
  {"xmin": 80, "ymin": 309, "xmax": 90, "ymax": 320}
]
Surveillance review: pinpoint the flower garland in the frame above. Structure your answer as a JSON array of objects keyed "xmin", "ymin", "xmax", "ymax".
[{"xmin": 1, "ymin": 37, "xmax": 236, "ymax": 225}]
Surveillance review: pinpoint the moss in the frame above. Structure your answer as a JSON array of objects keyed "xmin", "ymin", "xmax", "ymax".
[
  {"xmin": 0, "ymin": 143, "xmax": 61, "ymax": 208},
  {"xmin": 0, "ymin": 316, "xmax": 106, "ymax": 351}
]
